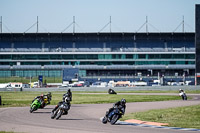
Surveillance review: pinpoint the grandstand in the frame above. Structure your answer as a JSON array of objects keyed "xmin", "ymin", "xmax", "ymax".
[{"xmin": 0, "ymin": 32, "xmax": 195, "ymax": 83}]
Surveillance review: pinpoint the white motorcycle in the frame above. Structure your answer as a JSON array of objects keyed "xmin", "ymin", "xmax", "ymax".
[{"xmin": 179, "ymin": 92, "xmax": 187, "ymax": 100}]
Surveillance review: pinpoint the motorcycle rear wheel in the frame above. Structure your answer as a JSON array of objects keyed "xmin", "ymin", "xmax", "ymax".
[{"xmin": 102, "ymin": 116, "xmax": 108, "ymax": 124}]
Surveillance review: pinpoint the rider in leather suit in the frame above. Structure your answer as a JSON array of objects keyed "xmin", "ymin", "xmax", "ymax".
[
  {"xmin": 106, "ymin": 98, "xmax": 126, "ymax": 118},
  {"xmin": 52, "ymin": 93, "xmax": 71, "ymax": 114}
]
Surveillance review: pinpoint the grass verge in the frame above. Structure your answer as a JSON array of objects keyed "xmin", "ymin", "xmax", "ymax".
[
  {"xmin": 0, "ymin": 91, "xmax": 180, "ymax": 107},
  {"xmin": 121, "ymin": 104, "xmax": 200, "ymax": 129}
]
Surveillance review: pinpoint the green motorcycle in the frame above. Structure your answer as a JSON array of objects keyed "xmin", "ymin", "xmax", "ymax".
[{"xmin": 30, "ymin": 98, "xmax": 41, "ymax": 113}]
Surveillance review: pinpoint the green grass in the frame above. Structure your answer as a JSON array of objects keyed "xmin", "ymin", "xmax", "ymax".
[
  {"xmin": 0, "ymin": 91, "xmax": 181, "ymax": 107},
  {"xmin": 121, "ymin": 104, "xmax": 200, "ymax": 129}
]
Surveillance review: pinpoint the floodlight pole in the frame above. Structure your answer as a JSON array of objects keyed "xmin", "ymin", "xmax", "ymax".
[
  {"xmin": 146, "ymin": 16, "xmax": 148, "ymax": 33},
  {"xmin": 0, "ymin": 16, "xmax": 2, "ymax": 33},
  {"xmin": 110, "ymin": 16, "xmax": 112, "ymax": 33},
  {"xmin": 37, "ymin": 16, "xmax": 39, "ymax": 33},
  {"xmin": 73, "ymin": 16, "xmax": 75, "ymax": 34},
  {"xmin": 182, "ymin": 16, "xmax": 184, "ymax": 32}
]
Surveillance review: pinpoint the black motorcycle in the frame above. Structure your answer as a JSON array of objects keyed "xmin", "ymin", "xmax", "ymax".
[
  {"xmin": 108, "ymin": 89, "xmax": 117, "ymax": 94},
  {"xmin": 102, "ymin": 107, "xmax": 123, "ymax": 125},
  {"xmin": 51, "ymin": 102, "xmax": 70, "ymax": 120}
]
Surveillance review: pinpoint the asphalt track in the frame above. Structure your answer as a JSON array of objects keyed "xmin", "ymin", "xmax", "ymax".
[{"xmin": 0, "ymin": 94, "xmax": 200, "ymax": 133}]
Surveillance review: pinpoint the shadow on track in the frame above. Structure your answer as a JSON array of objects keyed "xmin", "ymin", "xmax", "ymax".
[
  {"xmin": 56, "ymin": 118, "xmax": 84, "ymax": 121},
  {"xmin": 32, "ymin": 111, "xmax": 51, "ymax": 114},
  {"xmin": 41, "ymin": 107, "xmax": 54, "ymax": 109}
]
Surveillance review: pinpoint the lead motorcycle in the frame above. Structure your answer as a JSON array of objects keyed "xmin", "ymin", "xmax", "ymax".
[{"xmin": 102, "ymin": 107, "xmax": 123, "ymax": 125}]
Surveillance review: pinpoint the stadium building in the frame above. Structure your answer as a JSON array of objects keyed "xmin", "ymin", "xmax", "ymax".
[{"xmin": 0, "ymin": 32, "xmax": 195, "ymax": 84}]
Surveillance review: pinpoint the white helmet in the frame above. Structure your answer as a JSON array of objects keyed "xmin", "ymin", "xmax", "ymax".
[{"xmin": 64, "ymin": 96, "xmax": 70, "ymax": 102}]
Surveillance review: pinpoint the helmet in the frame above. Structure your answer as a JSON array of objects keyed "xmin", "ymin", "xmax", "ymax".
[
  {"xmin": 63, "ymin": 94, "xmax": 69, "ymax": 101},
  {"xmin": 67, "ymin": 89, "xmax": 71, "ymax": 93},
  {"xmin": 121, "ymin": 98, "xmax": 126, "ymax": 105}
]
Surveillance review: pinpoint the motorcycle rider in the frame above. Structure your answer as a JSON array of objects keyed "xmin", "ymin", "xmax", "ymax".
[
  {"xmin": 66, "ymin": 89, "xmax": 72, "ymax": 101},
  {"xmin": 105, "ymin": 98, "xmax": 126, "ymax": 120},
  {"xmin": 179, "ymin": 89, "xmax": 187, "ymax": 100},
  {"xmin": 44, "ymin": 92, "xmax": 52, "ymax": 104},
  {"xmin": 52, "ymin": 93, "xmax": 71, "ymax": 115},
  {"xmin": 179, "ymin": 89, "xmax": 184, "ymax": 93}
]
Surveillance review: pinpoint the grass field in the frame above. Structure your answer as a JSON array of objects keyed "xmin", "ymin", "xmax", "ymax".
[
  {"xmin": 121, "ymin": 104, "xmax": 200, "ymax": 129},
  {"xmin": 0, "ymin": 91, "xmax": 181, "ymax": 107}
]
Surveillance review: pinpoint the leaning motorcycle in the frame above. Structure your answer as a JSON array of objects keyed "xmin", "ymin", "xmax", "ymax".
[
  {"xmin": 51, "ymin": 102, "xmax": 70, "ymax": 120},
  {"xmin": 102, "ymin": 107, "xmax": 123, "ymax": 125},
  {"xmin": 179, "ymin": 92, "xmax": 187, "ymax": 100},
  {"xmin": 30, "ymin": 99, "xmax": 41, "ymax": 113},
  {"xmin": 108, "ymin": 89, "xmax": 117, "ymax": 94}
]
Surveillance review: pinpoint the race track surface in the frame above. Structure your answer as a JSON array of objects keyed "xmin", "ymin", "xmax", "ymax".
[{"xmin": 0, "ymin": 94, "xmax": 200, "ymax": 133}]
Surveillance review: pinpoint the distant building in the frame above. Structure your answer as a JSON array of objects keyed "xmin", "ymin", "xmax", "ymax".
[{"xmin": 0, "ymin": 32, "xmax": 195, "ymax": 83}]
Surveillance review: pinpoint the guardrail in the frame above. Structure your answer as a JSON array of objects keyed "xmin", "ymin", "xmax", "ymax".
[{"xmin": 0, "ymin": 85, "xmax": 199, "ymax": 92}]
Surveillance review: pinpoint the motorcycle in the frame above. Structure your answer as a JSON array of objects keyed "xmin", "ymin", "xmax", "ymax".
[
  {"xmin": 102, "ymin": 107, "xmax": 123, "ymax": 125},
  {"xmin": 108, "ymin": 89, "xmax": 117, "ymax": 94},
  {"xmin": 51, "ymin": 102, "xmax": 70, "ymax": 120},
  {"xmin": 179, "ymin": 92, "xmax": 187, "ymax": 100},
  {"xmin": 30, "ymin": 98, "xmax": 41, "ymax": 113}
]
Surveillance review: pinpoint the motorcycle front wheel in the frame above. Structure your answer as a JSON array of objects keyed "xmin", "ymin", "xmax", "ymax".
[
  {"xmin": 30, "ymin": 106, "xmax": 36, "ymax": 113},
  {"xmin": 51, "ymin": 111, "xmax": 57, "ymax": 119},
  {"xmin": 56, "ymin": 110, "xmax": 63, "ymax": 120},
  {"xmin": 110, "ymin": 114, "xmax": 119, "ymax": 125}
]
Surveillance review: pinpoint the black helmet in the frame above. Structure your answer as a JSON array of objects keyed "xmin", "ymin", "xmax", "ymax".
[{"xmin": 121, "ymin": 98, "xmax": 126, "ymax": 105}]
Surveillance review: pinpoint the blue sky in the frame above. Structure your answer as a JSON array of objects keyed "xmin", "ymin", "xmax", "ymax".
[{"xmin": 0, "ymin": 0, "xmax": 199, "ymax": 33}]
